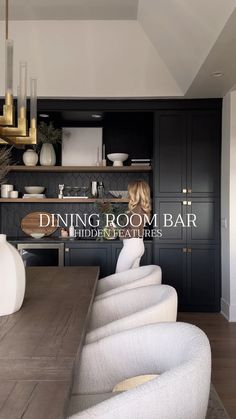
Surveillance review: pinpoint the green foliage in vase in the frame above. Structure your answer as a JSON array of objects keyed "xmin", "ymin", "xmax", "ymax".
[
  {"xmin": 35, "ymin": 122, "xmax": 62, "ymax": 151},
  {"xmin": 0, "ymin": 147, "xmax": 12, "ymax": 185},
  {"xmin": 94, "ymin": 200, "xmax": 124, "ymax": 240}
]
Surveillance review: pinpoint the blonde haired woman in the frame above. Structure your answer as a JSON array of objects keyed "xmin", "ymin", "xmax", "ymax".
[{"xmin": 115, "ymin": 180, "xmax": 151, "ymax": 273}]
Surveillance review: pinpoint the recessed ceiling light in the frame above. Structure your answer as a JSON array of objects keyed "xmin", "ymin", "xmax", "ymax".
[
  {"xmin": 211, "ymin": 71, "xmax": 224, "ymax": 78},
  {"xmin": 92, "ymin": 114, "xmax": 102, "ymax": 119},
  {"xmin": 39, "ymin": 113, "xmax": 50, "ymax": 118}
]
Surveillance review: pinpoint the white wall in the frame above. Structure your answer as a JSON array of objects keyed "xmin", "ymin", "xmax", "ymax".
[
  {"xmin": 221, "ymin": 91, "xmax": 236, "ymax": 321},
  {"xmin": 0, "ymin": 20, "xmax": 182, "ymax": 98}
]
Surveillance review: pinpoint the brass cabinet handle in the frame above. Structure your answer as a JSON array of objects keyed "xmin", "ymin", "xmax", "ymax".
[
  {"xmin": 183, "ymin": 201, "xmax": 187, "ymax": 205},
  {"xmin": 183, "ymin": 248, "xmax": 187, "ymax": 253},
  {"xmin": 182, "ymin": 188, "xmax": 187, "ymax": 194},
  {"xmin": 187, "ymin": 248, "xmax": 192, "ymax": 253},
  {"xmin": 188, "ymin": 189, "xmax": 192, "ymax": 193},
  {"xmin": 187, "ymin": 201, "xmax": 192, "ymax": 206},
  {"xmin": 65, "ymin": 247, "xmax": 70, "ymax": 252}
]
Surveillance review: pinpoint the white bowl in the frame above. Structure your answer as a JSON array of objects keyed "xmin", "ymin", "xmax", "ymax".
[
  {"xmin": 30, "ymin": 233, "xmax": 45, "ymax": 239},
  {"xmin": 107, "ymin": 153, "xmax": 129, "ymax": 166},
  {"xmin": 24, "ymin": 186, "xmax": 45, "ymax": 194},
  {"xmin": 109, "ymin": 190, "xmax": 128, "ymax": 198}
]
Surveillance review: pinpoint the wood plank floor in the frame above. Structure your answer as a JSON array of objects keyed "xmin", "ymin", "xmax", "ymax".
[{"xmin": 178, "ymin": 313, "xmax": 236, "ymax": 419}]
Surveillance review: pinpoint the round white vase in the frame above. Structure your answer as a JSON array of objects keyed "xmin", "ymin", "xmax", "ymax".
[
  {"xmin": 40, "ymin": 143, "xmax": 56, "ymax": 166},
  {"xmin": 0, "ymin": 234, "xmax": 26, "ymax": 316},
  {"xmin": 23, "ymin": 149, "xmax": 38, "ymax": 166}
]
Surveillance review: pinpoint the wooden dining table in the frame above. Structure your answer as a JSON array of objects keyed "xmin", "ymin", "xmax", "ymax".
[{"xmin": 0, "ymin": 266, "xmax": 99, "ymax": 419}]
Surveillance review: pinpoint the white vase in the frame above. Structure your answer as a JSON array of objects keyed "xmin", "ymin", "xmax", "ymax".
[
  {"xmin": 23, "ymin": 149, "xmax": 38, "ymax": 166},
  {"xmin": 40, "ymin": 143, "xmax": 56, "ymax": 166},
  {"xmin": 0, "ymin": 234, "xmax": 26, "ymax": 316}
]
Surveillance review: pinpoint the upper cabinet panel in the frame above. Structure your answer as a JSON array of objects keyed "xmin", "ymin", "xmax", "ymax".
[
  {"xmin": 154, "ymin": 112, "xmax": 187, "ymax": 197},
  {"xmin": 187, "ymin": 111, "xmax": 221, "ymax": 197},
  {"xmin": 154, "ymin": 110, "xmax": 221, "ymax": 197}
]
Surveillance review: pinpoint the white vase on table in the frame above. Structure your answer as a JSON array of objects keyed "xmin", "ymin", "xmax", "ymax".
[
  {"xmin": 40, "ymin": 143, "xmax": 56, "ymax": 166},
  {"xmin": 0, "ymin": 234, "xmax": 26, "ymax": 316}
]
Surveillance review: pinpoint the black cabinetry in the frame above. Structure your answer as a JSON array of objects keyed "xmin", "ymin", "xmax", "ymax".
[
  {"xmin": 153, "ymin": 108, "xmax": 221, "ymax": 311},
  {"xmin": 2, "ymin": 99, "xmax": 222, "ymax": 312},
  {"xmin": 154, "ymin": 110, "xmax": 221, "ymax": 198},
  {"xmin": 153, "ymin": 244, "xmax": 220, "ymax": 311},
  {"xmin": 65, "ymin": 241, "xmax": 153, "ymax": 277}
]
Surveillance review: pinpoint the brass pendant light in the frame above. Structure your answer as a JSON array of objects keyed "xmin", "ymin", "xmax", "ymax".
[{"xmin": 0, "ymin": 0, "xmax": 37, "ymax": 147}]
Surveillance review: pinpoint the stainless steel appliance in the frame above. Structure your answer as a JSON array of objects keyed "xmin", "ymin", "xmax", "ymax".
[{"xmin": 17, "ymin": 243, "xmax": 64, "ymax": 267}]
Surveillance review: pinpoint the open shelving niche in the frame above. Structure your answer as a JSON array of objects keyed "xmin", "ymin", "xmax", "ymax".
[
  {"xmin": 7, "ymin": 165, "xmax": 152, "ymax": 173},
  {"xmin": 2, "ymin": 165, "xmax": 151, "ymax": 202},
  {"xmin": 0, "ymin": 198, "xmax": 128, "ymax": 203}
]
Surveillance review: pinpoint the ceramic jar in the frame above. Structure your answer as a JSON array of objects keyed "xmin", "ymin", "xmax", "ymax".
[
  {"xmin": 23, "ymin": 149, "xmax": 38, "ymax": 166},
  {"xmin": 0, "ymin": 234, "xmax": 26, "ymax": 316},
  {"xmin": 40, "ymin": 143, "xmax": 56, "ymax": 166},
  {"xmin": 1, "ymin": 184, "xmax": 13, "ymax": 198}
]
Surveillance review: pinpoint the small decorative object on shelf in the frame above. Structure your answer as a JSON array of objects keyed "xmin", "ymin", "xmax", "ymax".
[
  {"xmin": 102, "ymin": 144, "xmax": 106, "ymax": 166},
  {"xmin": 69, "ymin": 224, "xmax": 75, "ymax": 238},
  {"xmin": 37, "ymin": 122, "xmax": 62, "ymax": 166},
  {"xmin": 1, "ymin": 183, "xmax": 13, "ymax": 198},
  {"xmin": 97, "ymin": 181, "xmax": 104, "ymax": 198},
  {"xmin": 9, "ymin": 190, "xmax": 18, "ymax": 198},
  {"xmin": 22, "ymin": 149, "xmax": 38, "ymax": 166},
  {"xmin": 131, "ymin": 158, "xmax": 151, "ymax": 167},
  {"xmin": 107, "ymin": 153, "xmax": 129, "ymax": 166},
  {"xmin": 58, "ymin": 184, "xmax": 64, "ymax": 199},
  {"xmin": 96, "ymin": 146, "xmax": 101, "ymax": 166},
  {"xmin": 60, "ymin": 228, "xmax": 69, "ymax": 238},
  {"xmin": 95, "ymin": 200, "xmax": 122, "ymax": 241},
  {"xmin": 91, "ymin": 181, "xmax": 98, "ymax": 197},
  {"xmin": 0, "ymin": 234, "xmax": 25, "ymax": 316}
]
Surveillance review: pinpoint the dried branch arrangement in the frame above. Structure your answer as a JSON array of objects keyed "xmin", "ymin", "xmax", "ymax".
[{"xmin": 0, "ymin": 147, "xmax": 12, "ymax": 185}]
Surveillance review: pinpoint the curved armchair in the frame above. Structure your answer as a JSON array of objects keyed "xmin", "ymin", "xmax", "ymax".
[
  {"xmin": 68, "ymin": 322, "xmax": 211, "ymax": 419},
  {"xmin": 86, "ymin": 284, "xmax": 177, "ymax": 344},
  {"xmin": 96, "ymin": 265, "xmax": 162, "ymax": 300}
]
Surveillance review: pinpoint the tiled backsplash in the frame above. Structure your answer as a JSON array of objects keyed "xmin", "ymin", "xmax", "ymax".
[{"xmin": 1, "ymin": 171, "xmax": 151, "ymax": 237}]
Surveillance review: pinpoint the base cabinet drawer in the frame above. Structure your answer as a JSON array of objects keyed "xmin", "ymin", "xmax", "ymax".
[{"xmin": 65, "ymin": 243, "xmax": 112, "ymax": 277}]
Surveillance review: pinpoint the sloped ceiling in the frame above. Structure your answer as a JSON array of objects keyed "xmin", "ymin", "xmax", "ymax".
[
  {"xmin": 138, "ymin": 0, "xmax": 236, "ymax": 95},
  {"xmin": 0, "ymin": 0, "xmax": 236, "ymax": 97}
]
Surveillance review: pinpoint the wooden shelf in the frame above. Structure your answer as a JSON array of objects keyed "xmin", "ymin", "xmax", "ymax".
[
  {"xmin": 0, "ymin": 198, "xmax": 129, "ymax": 203},
  {"xmin": 8, "ymin": 165, "xmax": 152, "ymax": 173}
]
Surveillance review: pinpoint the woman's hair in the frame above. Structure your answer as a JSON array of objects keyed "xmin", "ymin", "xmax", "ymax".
[{"xmin": 128, "ymin": 180, "xmax": 151, "ymax": 219}]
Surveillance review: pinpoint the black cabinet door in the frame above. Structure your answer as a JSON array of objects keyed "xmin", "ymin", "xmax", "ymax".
[
  {"xmin": 187, "ymin": 199, "xmax": 220, "ymax": 244},
  {"xmin": 186, "ymin": 246, "xmax": 220, "ymax": 311},
  {"xmin": 154, "ymin": 244, "xmax": 220, "ymax": 311},
  {"xmin": 65, "ymin": 242, "xmax": 111, "ymax": 277},
  {"xmin": 154, "ymin": 110, "xmax": 221, "ymax": 198},
  {"xmin": 153, "ymin": 244, "xmax": 187, "ymax": 306},
  {"xmin": 154, "ymin": 112, "xmax": 187, "ymax": 197},
  {"xmin": 187, "ymin": 111, "xmax": 221, "ymax": 197},
  {"xmin": 154, "ymin": 198, "xmax": 187, "ymax": 243}
]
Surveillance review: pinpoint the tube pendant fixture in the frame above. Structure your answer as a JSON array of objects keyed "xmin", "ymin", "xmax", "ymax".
[{"xmin": 0, "ymin": 0, "xmax": 37, "ymax": 146}]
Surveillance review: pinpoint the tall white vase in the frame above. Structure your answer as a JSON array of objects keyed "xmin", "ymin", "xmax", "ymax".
[
  {"xmin": 0, "ymin": 234, "xmax": 26, "ymax": 316},
  {"xmin": 40, "ymin": 143, "xmax": 56, "ymax": 166}
]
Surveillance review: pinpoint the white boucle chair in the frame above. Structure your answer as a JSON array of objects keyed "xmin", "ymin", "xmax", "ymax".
[
  {"xmin": 96, "ymin": 265, "xmax": 162, "ymax": 301},
  {"xmin": 85, "ymin": 284, "xmax": 177, "ymax": 344},
  {"xmin": 68, "ymin": 322, "xmax": 211, "ymax": 419}
]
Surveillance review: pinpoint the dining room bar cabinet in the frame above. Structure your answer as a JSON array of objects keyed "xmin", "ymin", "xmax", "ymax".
[{"xmin": 0, "ymin": 98, "xmax": 222, "ymax": 311}]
